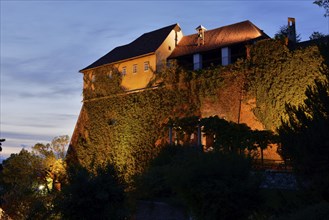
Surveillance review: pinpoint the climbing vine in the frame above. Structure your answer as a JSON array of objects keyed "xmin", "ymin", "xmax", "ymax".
[
  {"xmin": 68, "ymin": 39, "xmax": 326, "ymax": 184},
  {"xmin": 247, "ymin": 39, "xmax": 325, "ymax": 129},
  {"xmin": 72, "ymin": 84, "xmax": 198, "ymax": 183}
]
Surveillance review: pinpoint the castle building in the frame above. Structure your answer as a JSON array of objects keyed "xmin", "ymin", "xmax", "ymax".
[
  {"xmin": 169, "ymin": 20, "xmax": 269, "ymax": 70},
  {"xmin": 69, "ymin": 21, "xmax": 285, "ymax": 168},
  {"xmin": 80, "ymin": 24, "xmax": 183, "ymax": 91},
  {"xmin": 81, "ymin": 20, "xmax": 269, "ymax": 92}
]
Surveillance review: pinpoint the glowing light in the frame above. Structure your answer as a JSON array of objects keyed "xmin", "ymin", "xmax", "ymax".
[{"xmin": 38, "ymin": 185, "xmax": 45, "ymax": 190}]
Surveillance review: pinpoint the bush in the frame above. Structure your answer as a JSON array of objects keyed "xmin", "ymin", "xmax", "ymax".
[
  {"xmin": 277, "ymin": 202, "xmax": 329, "ymax": 220},
  {"xmin": 136, "ymin": 146, "xmax": 262, "ymax": 220},
  {"xmin": 55, "ymin": 164, "xmax": 128, "ymax": 220}
]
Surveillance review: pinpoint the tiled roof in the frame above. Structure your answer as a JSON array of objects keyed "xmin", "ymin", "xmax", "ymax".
[
  {"xmin": 81, "ymin": 24, "xmax": 178, "ymax": 72},
  {"xmin": 169, "ymin": 20, "xmax": 268, "ymax": 59}
]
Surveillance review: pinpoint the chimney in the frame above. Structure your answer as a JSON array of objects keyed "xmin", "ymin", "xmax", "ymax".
[
  {"xmin": 196, "ymin": 25, "xmax": 206, "ymax": 46},
  {"xmin": 287, "ymin": 17, "xmax": 296, "ymax": 45}
]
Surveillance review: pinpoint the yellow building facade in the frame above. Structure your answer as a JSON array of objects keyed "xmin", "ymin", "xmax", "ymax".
[{"xmin": 80, "ymin": 24, "xmax": 183, "ymax": 92}]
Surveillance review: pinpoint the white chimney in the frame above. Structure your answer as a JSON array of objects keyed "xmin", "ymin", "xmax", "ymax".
[{"xmin": 196, "ymin": 25, "xmax": 207, "ymax": 46}]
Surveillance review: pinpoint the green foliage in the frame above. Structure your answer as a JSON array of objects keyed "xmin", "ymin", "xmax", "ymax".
[
  {"xmin": 32, "ymin": 135, "xmax": 69, "ymax": 191},
  {"xmin": 0, "ymin": 136, "xmax": 70, "ymax": 219},
  {"xmin": 73, "ymin": 85, "xmax": 198, "ymax": 184},
  {"xmin": 70, "ymin": 39, "xmax": 324, "ymax": 187},
  {"xmin": 55, "ymin": 164, "xmax": 127, "ymax": 220},
  {"xmin": 202, "ymin": 116, "xmax": 253, "ymax": 153},
  {"xmin": 72, "ymin": 59, "xmax": 243, "ymax": 185},
  {"xmin": 136, "ymin": 146, "xmax": 261, "ymax": 220},
  {"xmin": 170, "ymin": 152, "xmax": 261, "ymax": 220},
  {"xmin": 134, "ymin": 145, "xmax": 182, "ymax": 200},
  {"xmin": 169, "ymin": 115, "xmax": 277, "ymax": 155},
  {"xmin": 83, "ymin": 65, "xmax": 124, "ymax": 100},
  {"xmin": 278, "ymin": 44, "xmax": 329, "ymax": 200},
  {"xmin": 248, "ymin": 40, "xmax": 325, "ymax": 130},
  {"xmin": 0, "ymin": 149, "xmax": 53, "ymax": 219}
]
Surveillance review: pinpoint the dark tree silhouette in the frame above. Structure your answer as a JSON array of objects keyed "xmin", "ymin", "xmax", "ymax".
[
  {"xmin": 309, "ymin": 31, "xmax": 327, "ymax": 40},
  {"xmin": 314, "ymin": 0, "xmax": 329, "ymax": 17},
  {"xmin": 278, "ymin": 43, "xmax": 329, "ymax": 200},
  {"xmin": 274, "ymin": 25, "xmax": 301, "ymax": 42},
  {"xmin": 55, "ymin": 164, "xmax": 128, "ymax": 220}
]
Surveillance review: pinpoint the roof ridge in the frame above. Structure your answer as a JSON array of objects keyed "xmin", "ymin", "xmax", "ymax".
[
  {"xmin": 126, "ymin": 23, "xmax": 178, "ymax": 46},
  {"xmin": 169, "ymin": 20, "xmax": 269, "ymax": 59},
  {"xmin": 80, "ymin": 23, "xmax": 179, "ymax": 72},
  {"xmin": 143, "ymin": 23, "xmax": 178, "ymax": 35},
  {"xmin": 182, "ymin": 20, "xmax": 256, "ymax": 38}
]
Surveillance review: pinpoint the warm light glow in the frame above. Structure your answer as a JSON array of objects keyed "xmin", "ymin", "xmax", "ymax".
[{"xmin": 38, "ymin": 185, "xmax": 45, "ymax": 190}]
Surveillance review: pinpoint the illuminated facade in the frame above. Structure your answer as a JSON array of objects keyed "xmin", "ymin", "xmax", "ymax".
[
  {"xmin": 169, "ymin": 20, "xmax": 269, "ymax": 70},
  {"xmin": 80, "ymin": 21, "xmax": 269, "ymax": 91},
  {"xmin": 80, "ymin": 24, "xmax": 183, "ymax": 91},
  {"xmin": 70, "ymin": 21, "xmax": 285, "ymax": 167}
]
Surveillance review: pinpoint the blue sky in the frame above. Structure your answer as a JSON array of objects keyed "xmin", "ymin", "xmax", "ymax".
[{"xmin": 0, "ymin": 0, "xmax": 328, "ymax": 161}]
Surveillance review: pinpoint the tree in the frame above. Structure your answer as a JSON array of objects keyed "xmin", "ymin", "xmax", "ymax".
[
  {"xmin": 278, "ymin": 44, "xmax": 329, "ymax": 200},
  {"xmin": 309, "ymin": 31, "xmax": 327, "ymax": 40},
  {"xmin": 136, "ymin": 146, "xmax": 261, "ymax": 220},
  {"xmin": 252, "ymin": 130, "xmax": 278, "ymax": 166},
  {"xmin": 248, "ymin": 39, "xmax": 325, "ymax": 130},
  {"xmin": 0, "ymin": 139, "xmax": 5, "ymax": 152},
  {"xmin": 0, "ymin": 149, "xmax": 50, "ymax": 219},
  {"xmin": 274, "ymin": 25, "xmax": 301, "ymax": 43},
  {"xmin": 55, "ymin": 164, "xmax": 128, "ymax": 220},
  {"xmin": 0, "ymin": 136, "xmax": 70, "ymax": 219},
  {"xmin": 32, "ymin": 135, "xmax": 69, "ymax": 192},
  {"xmin": 314, "ymin": 0, "xmax": 329, "ymax": 17}
]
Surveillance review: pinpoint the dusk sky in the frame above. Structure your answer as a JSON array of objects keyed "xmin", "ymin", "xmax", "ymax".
[{"xmin": 1, "ymin": 0, "xmax": 328, "ymax": 161}]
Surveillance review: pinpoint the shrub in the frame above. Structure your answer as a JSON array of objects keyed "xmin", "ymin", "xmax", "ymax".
[
  {"xmin": 136, "ymin": 146, "xmax": 262, "ymax": 220},
  {"xmin": 55, "ymin": 164, "xmax": 128, "ymax": 220}
]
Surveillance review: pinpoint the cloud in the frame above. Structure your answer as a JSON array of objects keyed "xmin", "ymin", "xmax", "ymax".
[
  {"xmin": 0, "ymin": 112, "xmax": 80, "ymax": 160},
  {"xmin": 1, "ymin": 131, "xmax": 54, "ymax": 143}
]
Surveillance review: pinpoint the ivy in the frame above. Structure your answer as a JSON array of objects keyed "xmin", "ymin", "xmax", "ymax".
[
  {"xmin": 72, "ymin": 85, "xmax": 198, "ymax": 183},
  {"xmin": 247, "ymin": 39, "xmax": 325, "ymax": 130},
  {"xmin": 69, "ymin": 39, "xmax": 325, "ymax": 185}
]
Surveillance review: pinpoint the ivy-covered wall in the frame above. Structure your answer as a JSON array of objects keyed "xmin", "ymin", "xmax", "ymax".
[
  {"xmin": 69, "ymin": 82, "xmax": 198, "ymax": 183},
  {"xmin": 68, "ymin": 39, "xmax": 325, "ymax": 183},
  {"xmin": 248, "ymin": 39, "xmax": 324, "ymax": 130}
]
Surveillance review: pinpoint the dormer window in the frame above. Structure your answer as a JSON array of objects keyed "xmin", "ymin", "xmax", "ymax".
[{"xmin": 133, "ymin": 64, "xmax": 137, "ymax": 74}]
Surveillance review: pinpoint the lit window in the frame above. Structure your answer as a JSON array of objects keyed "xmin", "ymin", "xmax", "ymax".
[
  {"xmin": 133, "ymin": 64, "xmax": 137, "ymax": 74},
  {"xmin": 122, "ymin": 66, "xmax": 126, "ymax": 76},
  {"xmin": 144, "ymin": 62, "xmax": 149, "ymax": 72}
]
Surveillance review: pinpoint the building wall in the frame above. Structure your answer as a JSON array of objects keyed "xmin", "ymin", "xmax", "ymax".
[
  {"xmin": 82, "ymin": 54, "xmax": 157, "ymax": 92},
  {"xmin": 81, "ymin": 26, "xmax": 183, "ymax": 92},
  {"xmin": 155, "ymin": 25, "xmax": 183, "ymax": 69},
  {"xmin": 117, "ymin": 54, "xmax": 157, "ymax": 90}
]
